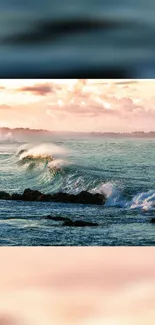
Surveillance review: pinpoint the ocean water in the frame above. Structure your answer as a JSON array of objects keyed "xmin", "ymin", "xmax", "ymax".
[
  {"xmin": 0, "ymin": 0, "xmax": 155, "ymax": 77},
  {"xmin": 0, "ymin": 135, "xmax": 155, "ymax": 246}
]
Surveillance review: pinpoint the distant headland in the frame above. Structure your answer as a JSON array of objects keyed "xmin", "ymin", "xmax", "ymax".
[{"xmin": 1, "ymin": 127, "xmax": 155, "ymax": 138}]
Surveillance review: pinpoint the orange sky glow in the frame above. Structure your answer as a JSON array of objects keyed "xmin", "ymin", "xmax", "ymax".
[
  {"xmin": 0, "ymin": 79, "xmax": 155, "ymax": 132},
  {"xmin": 0, "ymin": 248, "xmax": 154, "ymax": 324}
]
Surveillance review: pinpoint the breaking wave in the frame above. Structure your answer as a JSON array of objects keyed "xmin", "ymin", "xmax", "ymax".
[
  {"xmin": 17, "ymin": 143, "xmax": 67, "ymax": 170},
  {"xmin": 17, "ymin": 143, "xmax": 67, "ymax": 159},
  {"xmin": 3, "ymin": 143, "xmax": 154, "ymax": 211},
  {"xmin": 94, "ymin": 182, "xmax": 155, "ymax": 211}
]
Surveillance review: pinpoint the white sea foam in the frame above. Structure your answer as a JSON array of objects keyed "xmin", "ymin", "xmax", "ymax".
[
  {"xmin": 129, "ymin": 190, "xmax": 155, "ymax": 210},
  {"xmin": 93, "ymin": 182, "xmax": 155, "ymax": 211},
  {"xmin": 13, "ymin": 144, "xmax": 155, "ymax": 211},
  {"xmin": 16, "ymin": 144, "xmax": 68, "ymax": 168},
  {"xmin": 19, "ymin": 143, "xmax": 67, "ymax": 159},
  {"xmin": 48, "ymin": 158, "xmax": 69, "ymax": 169},
  {"xmin": 92, "ymin": 182, "xmax": 126, "ymax": 208}
]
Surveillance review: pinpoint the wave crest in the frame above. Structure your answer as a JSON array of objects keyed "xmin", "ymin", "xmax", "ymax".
[
  {"xmin": 15, "ymin": 144, "xmax": 155, "ymax": 211},
  {"xmin": 17, "ymin": 143, "xmax": 67, "ymax": 169}
]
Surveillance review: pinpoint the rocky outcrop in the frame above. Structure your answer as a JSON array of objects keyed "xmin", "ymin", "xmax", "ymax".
[
  {"xmin": 0, "ymin": 188, "xmax": 106, "ymax": 205},
  {"xmin": 11, "ymin": 193, "xmax": 22, "ymax": 200},
  {"xmin": 63, "ymin": 219, "xmax": 98, "ymax": 227},
  {"xmin": 22, "ymin": 188, "xmax": 42, "ymax": 201},
  {"xmin": 39, "ymin": 191, "xmax": 105, "ymax": 205},
  {"xmin": 45, "ymin": 215, "xmax": 98, "ymax": 227},
  {"xmin": 0, "ymin": 191, "xmax": 10, "ymax": 200},
  {"xmin": 75, "ymin": 191, "xmax": 103, "ymax": 204},
  {"xmin": 45, "ymin": 215, "xmax": 71, "ymax": 222},
  {"xmin": 28, "ymin": 189, "xmax": 105, "ymax": 205},
  {"xmin": 37, "ymin": 194, "xmax": 54, "ymax": 202},
  {"xmin": 49, "ymin": 192, "xmax": 76, "ymax": 203}
]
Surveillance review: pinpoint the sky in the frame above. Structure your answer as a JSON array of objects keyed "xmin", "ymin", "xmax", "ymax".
[
  {"xmin": 0, "ymin": 79, "xmax": 155, "ymax": 132},
  {"xmin": 0, "ymin": 247, "xmax": 154, "ymax": 325}
]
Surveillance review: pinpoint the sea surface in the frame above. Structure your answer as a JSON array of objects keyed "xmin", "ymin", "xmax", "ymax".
[
  {"xmin": 0, "ymin": 0, "xmax": 155, "ymax": 77},
  {"xmin": 0, "ymin": 135, "xmax": 155, "ymax": 246}
]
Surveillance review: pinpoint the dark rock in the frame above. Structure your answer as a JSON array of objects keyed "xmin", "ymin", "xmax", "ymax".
[
  {"xmin": 50, "ymin": 191, "xmax": 105, "ymax": 205},
  {"xmin": 45, "ymin": 215, "xmax": 71, "ymax": 222},
  {"xmin": 11, "ymin": 193, "xmax": 22, "ymax": 200},
  {"xmin": 0, "ymin": 188, "xmax": 106, "ymax": 205},
  {"xmin": 0, "ymin": 191, "xmax": 10, "ymax": 200},
  {"xmin": 150, "ymin": 217, "xmax": 155, "ymax": 223},
  {"xmin": 63, "ymin": 219, "xmax": 74, "ymax": 226},
  {"xmin": 45, "ymin": 215, "xmax": 98, "ymax": 226},
  {"xmin": 63, "ymin": 219, "xmax": 98, "ymax": 227},
  {"xmin": 22, "ymin": 188, "xmax": 42, "ymax": 201},
  {"xmin": 50, "ymin": 192, "xmax": 76, "ymax": 203},
  {"xmin": 37, "ymin": 194, "xmax": 53, "ymax": 202},
  {"xmin": 76, "ymin": 191, "xmax": 104, "ymax": 205}
]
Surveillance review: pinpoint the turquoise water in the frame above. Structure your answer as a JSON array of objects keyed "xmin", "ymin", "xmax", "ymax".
[
  {"xmin": 0, "ymin": 136, "xmax": 155, "ymax": 246},
  {"xmin": 0, "ymin": 0, "xmax": 155, "ymax": 77}
]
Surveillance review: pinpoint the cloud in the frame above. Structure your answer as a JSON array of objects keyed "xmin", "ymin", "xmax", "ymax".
[
  {"xmin": 0, "ymin": 104, "xmax": 10, "ymax": 109},
  {"xmin": 47, "ymin": 100, "xmax": 122, "ymax": 121},
  {"xmin": 18, "ymin": 83, "xmax": 52, "ymax": 96},
  {"xmin": 46, "ymin": 88, "xmax": 155, "ymax": 125},
  {"xmin": 2, "ymin": 79, "xmax": 155, "ymax": 132},
  {"xmin": 114, "ymin": 80, "xmax": 139, "ymax": 85}
]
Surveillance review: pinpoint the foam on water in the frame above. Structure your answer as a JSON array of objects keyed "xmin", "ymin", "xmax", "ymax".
[
  {"xmin": 129, "ymin": 190, "xmax": 155, "ymax": 210},
  {"xmin": 12, "ymin": 144, "xmax": 155, "ymax": 211},
  {"xmin": 1, "ymin": 139, "xmax": 155, "ymax": 212},
  {"xmin": 92, "ymin": 182, "xmax": 155, "ymax": 211},
  {"xmin": 48, "ymin": 158, "xmax": 69, "ymax": 169},
  {"xmin": 1, "ymin": 137, "xmax": 155, "ymax": 245},
  {"xmin": 18, "ymin": 143, "xmax": 67, "ymax": 160},
  {"xmin": 92, "ymin": 182, "xmax": 125, "ymax": 207}
]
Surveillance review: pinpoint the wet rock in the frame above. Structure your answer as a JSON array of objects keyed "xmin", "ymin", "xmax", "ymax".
[
  {"xmin": 63, "ymin": 219, "xmax": 98, "ymax": 227},
  {"xmin": 0, "ymin": 191, "xmax": 10, "ymax": 200},
  {"xmin": 45, "ymin": 215, "xmax": 70, "ymax": 222},
  {"xmin": 50, "ymin": 192, "xmax": 75, "ymax": 203},
  {"xmin": 150, "ymin": 217, "xmax": 155, "ymax": 223},
  {"xmin": 76, "ymin": 191, "xmax": 104, "ymax": 205},
  {"xmin": 45, "ymin": 215, "xmax": 98, "ymax": 226},
  {"xmin": 22, "ymin": 188, "xmax": 42, "ymax": 201},
  {"xmin": 11, "ymin": 193, "xmax": 22, "ymax": 200},
  {"xmin": 0, "ymin": 188, "xmax": 106, "ymax": 205},
  {"xmin": 49, "ymin": 191, "xmax": 105, "ymax": 205},
  {"xmin": 37, "ymin": 194, "xmax": 53, "ymax": 202}
]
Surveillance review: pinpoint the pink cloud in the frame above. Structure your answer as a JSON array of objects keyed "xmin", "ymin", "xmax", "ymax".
[
  {"xmin": 0, "ymin": 104, "xmax": 10, "ymax": 109},
  {"xmin": 18, "ymin": 83, "xmax": 52, "ymax": 96},
  {"xmin": 1, "ymin": 79, "xmax": 155, "ymax": 132}
]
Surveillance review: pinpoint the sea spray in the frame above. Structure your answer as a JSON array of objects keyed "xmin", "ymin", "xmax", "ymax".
[
  {"xmin": 18, "ymin": 143, "xmax": 67, "ymax": 159},
  {"xmin": 129, "ymin": 190, "xmax": 155, "ymax": 210},
  {"xmin": 15, "ymin": 146, "xmax": 155, "ymax": 210},
  {"xmin": 0, "ymin": 131, "xmax": 15, "ymax": 143}
]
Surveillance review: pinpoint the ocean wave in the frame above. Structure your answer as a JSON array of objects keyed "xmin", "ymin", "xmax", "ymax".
[
  {"xmin": 17, "ymin": 143, "xmax": 67, "ymax": 167},
  {"xmin": 4, "ymin": 143, "xmax": 154, "ymax": 211},
  {"xmin": 98, "ymin": 183, "xmax": 155, "ymax": 211},
  {"xmin": 129, "ymin": 190, "xmax": 155, "ymax": 210},
  {"xmin": 18, "ymin": 143, "xmax": 67, "ymax": 158}
]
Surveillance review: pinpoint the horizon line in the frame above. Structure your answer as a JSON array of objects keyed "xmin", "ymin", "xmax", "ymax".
[{"xmin": 1, "ymin": 127, "xmax": 155, "ymax": 135}]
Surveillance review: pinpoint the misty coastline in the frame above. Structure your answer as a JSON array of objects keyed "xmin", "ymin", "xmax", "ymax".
[{"xmin": 1, "ymin": 127, "xmax": 155, "ymax": 143}]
